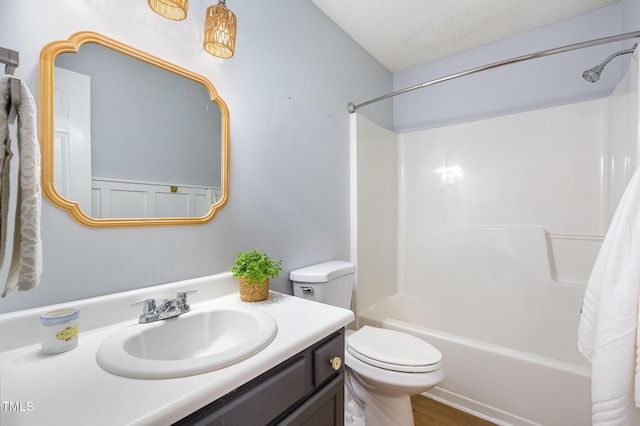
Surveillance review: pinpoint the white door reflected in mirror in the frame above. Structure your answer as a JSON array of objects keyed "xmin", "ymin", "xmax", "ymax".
[{"xmin": 53, "ymin": 67, "xmax": 92, "ymax": 214}]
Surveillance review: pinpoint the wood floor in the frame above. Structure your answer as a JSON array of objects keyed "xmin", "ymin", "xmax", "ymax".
[{"xmin": 411, "ymin": 395, "xmax": 496, "ymax": 426}]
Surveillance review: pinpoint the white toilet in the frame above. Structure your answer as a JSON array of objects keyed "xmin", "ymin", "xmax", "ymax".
[{"xmin": 290, "ymin": 261, "xmax": 444, "ymax": 426}]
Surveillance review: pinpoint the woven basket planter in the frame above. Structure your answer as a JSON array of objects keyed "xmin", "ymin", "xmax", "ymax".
[{"xmin": 238, "ymin": 277, "xmax": 269, "ymax": 302}]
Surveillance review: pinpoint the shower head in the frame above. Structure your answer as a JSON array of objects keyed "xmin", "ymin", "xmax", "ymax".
[
  {"xmin": 583, "ymin": 64, "xmax": 605, "ymax": 82},
  {"xmin": 582, "ymin": 45, "xmax": 636, "ymax": 83}
]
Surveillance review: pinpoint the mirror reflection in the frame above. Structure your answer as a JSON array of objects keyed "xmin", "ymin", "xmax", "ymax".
[{"xmin": 40, "ymin": 32, "xmax": 229, "ymax": 227}]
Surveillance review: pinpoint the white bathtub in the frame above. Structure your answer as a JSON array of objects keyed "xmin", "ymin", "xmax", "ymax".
[{"xmin": 357, "ymin": 295, "xmax": 591, "ymax": 426}]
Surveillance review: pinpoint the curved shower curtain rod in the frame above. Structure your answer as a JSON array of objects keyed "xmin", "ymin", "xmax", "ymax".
[{"xmin": 348, "ymin": 30, "xmax": 640, "ymax": 113}]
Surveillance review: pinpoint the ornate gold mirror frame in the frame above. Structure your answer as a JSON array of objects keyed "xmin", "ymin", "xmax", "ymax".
[{"xmin": 39, "ymin": 31, "xmax": 229, "ymax": 227}]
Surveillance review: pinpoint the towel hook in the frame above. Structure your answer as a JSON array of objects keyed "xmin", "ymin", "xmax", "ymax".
[
  {"xmin": 0, "ymin": 47, "xmax": 19, "ymax": 76},
  {"xmin": 1, "ymin": 47, "xmax": 20, "ymax": 123}
]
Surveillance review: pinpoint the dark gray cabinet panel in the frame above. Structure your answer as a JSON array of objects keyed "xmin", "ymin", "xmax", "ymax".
[
  {"xmin": 312, "ymin": 333, "xmax": 343, "ymax": 388},
  {"xmin": 224, "ymin": 357, "xmax": 307, "ymax": 425},
  {"xmin": 279, "ymin": 375, "xmax": 344, "ymax": 426},
  {"xmin": 174, "ymin": 329, "xmax": 345, "ymax": 426}
]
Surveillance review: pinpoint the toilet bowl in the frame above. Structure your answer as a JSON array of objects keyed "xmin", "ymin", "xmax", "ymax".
[
  {"xmin": 289, "ymin": 261, "xmax": 445, "ymax": 425},
  {"xmin": 344, "ymin": 327, "xmax": 444, "ymax": 426}
]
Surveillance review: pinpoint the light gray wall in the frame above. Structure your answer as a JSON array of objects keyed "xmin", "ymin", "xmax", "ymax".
[
  {"xmin": 0, "ymin": 0, "xmax": 392, "ymax": 313},
  {"xmin": 392, "ymin": 1, "xmax": 637, "ymax": 132},
  {"xmin": 57, "ymin": 44, "xmax": 222, "ymax": 187},
  {"xmin": 621, "ymin": 0, "xmax": 640, "ymax": 45}
]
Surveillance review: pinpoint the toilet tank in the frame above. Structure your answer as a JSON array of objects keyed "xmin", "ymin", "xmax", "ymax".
[{"xmin": 289, "ymin": 261, "xmax": 355, "ymax": 310}]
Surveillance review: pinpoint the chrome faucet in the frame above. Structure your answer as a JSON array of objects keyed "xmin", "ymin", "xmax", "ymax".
[{"xmin": 132, "ymin": 291, "xmax": 197, "ymax": 323}]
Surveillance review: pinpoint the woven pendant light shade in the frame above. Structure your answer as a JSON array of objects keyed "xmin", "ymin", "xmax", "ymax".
[
  {"xmin": 148, "ymin": 0, "xmax": 188, "ymax": 21},
  {"xmin": 203, "ymin": 1, "xmax": 237, "ymax": 58}
]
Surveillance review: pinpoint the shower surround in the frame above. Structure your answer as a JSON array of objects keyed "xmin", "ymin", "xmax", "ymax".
[{"xmin": 350, "ymin": 53, "xmax": 640, "ymax": 425}]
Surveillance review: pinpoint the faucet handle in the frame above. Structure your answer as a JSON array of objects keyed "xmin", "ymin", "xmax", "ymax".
[
  {"xmin": 132, "ymin": 299, "xmax": 157, "ymax": 313},
  {"xmin": 132, "ymin": 299, "xmax": 159, "ymax": 323},
  {"xmin": 176, "ymin": 290, "xmax": 197, "ymax": 305},
  {"xmin": 175, "ymin": 290, "xmax": 197, "ymax": 313},
  {"xmin": 176, "ymin": 290, "xmax": 197, "ymax": 300}
]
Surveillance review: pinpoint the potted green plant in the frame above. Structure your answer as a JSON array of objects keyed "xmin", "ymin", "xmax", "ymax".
[{"xmin": 232, "ymin": 249, "xmax": 283, "ymax": 302}]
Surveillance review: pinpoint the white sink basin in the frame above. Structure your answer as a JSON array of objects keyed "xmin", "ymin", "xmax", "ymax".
[{"xmin": 96, "ymin": 304, "xmax": 277, "ymax": 379}]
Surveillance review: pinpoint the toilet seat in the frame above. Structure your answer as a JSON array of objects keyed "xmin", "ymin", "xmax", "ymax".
[{"xmin": 346, "ymin": 326, "xmax": 442, "ymax": 373}]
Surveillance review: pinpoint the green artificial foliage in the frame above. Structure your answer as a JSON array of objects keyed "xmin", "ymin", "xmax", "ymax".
[{"xmin": 231, "ymin": 249, "xmax": 283, "ymax": 285}]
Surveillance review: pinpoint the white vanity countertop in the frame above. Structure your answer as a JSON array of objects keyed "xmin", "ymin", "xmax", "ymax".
[{"xmin": 0, "ymin": 279, "xmax": 354, "ymax": 426}]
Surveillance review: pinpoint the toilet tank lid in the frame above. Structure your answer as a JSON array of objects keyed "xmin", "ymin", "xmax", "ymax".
[{"xmin": 289, "ymin": 260, "xmax": 355, "ymax": 283}]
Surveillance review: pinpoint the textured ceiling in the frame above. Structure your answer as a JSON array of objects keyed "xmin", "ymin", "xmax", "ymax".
[{"xmin": 313, "ymin": 0, "xmax": 620, "ymax": 72}]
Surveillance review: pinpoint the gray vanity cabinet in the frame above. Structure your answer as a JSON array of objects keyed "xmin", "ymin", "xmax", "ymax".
[{"xmin": 174, "ymin": 329, "xmax": 345, "ymax": 426}]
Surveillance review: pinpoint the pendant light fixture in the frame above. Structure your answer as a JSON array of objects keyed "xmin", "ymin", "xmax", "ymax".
[
  {"xmin": 203, "ymin": 0, "xmax": 237, "ymax": 58},
  {"xmin": 148, "ymin": 0, "xmax": 189, "ymax": 21}
]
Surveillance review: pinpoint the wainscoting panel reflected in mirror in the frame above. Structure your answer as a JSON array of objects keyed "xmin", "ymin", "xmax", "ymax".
[{"xmin": 39, "ymin": 31, "xmax": 229, "ymax": 227}]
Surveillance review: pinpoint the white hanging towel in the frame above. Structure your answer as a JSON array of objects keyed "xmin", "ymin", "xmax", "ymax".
[
  {"xmin": 578, "ymin": 163, "xmax": 640, "ymax": 425},
  {"xmin": 0, "ymin": 76, "xmax": 42, "ymax": 297}
]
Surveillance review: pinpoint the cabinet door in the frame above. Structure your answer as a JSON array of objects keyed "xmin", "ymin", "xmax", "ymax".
[
  {"xmin": 224, "ymin": 357, "xmax": 307, "ymax": 425},
  {"xmin": 277, "ymin": 375, "xmax": 344, "ymax": 426},
  {"xmin": 173, "ymin": 357, "xmax": 307, "ymax": 426},
  {"xmin": 175, "ymin": 330, "xmax": 345, "ymax": 426}
]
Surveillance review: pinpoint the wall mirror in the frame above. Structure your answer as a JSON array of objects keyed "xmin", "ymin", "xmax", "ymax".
[{"xmin": 39, "ymin": 31, "xmax": 229, "ymax": 227}]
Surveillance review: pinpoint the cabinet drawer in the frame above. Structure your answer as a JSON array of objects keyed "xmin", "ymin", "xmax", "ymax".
[{"xmin": 312, "ymin": 332, "xmax": 344, "ymax": 387}]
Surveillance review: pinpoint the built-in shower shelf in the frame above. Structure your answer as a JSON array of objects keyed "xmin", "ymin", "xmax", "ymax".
[{"xmin": 431, "ymin": 226, "xmax": 601, "ymax": 287}]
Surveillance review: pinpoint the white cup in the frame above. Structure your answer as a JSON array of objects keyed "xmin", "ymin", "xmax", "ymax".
[{"xmin": 40, "ymin": 308, "xmax": 79, "ymax": 355}]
